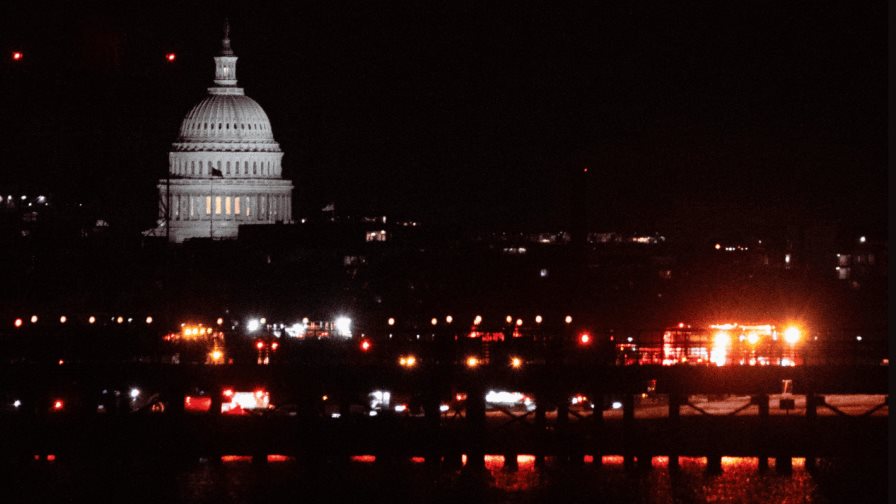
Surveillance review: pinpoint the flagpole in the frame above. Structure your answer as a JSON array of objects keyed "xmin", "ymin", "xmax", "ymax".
[{"xmin": 209, "ymin": 177, "xmax": 214, "ymax": 239}]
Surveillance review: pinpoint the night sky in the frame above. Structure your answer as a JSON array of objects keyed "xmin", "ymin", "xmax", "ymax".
[{"xmin": 0, "ymin": 2, "xmax": 886, "ymax": 234}]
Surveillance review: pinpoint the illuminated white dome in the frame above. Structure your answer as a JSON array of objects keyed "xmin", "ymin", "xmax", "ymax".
[
  {"xmin": 175, "ymin": 94, "xmax": 279, "ymax": 147},
  {"xmin": 150, "ymin": 20, "xmax": 294, "ymax": 243}
]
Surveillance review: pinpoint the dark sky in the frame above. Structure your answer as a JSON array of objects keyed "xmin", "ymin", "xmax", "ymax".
[{"xmin": 0, "ymin": 2, "xmax": 886, "ymax": 233}]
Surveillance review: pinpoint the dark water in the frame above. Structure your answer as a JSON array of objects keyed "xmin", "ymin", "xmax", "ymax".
[{"xmin": 2, "ymin": 455, "xmax": 886, "ymax": 503}]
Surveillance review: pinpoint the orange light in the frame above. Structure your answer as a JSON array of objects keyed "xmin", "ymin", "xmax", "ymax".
[
  {"xmin": 473, "ymin": 315, "xmax": 482, "ymax": 325},
  {"xmin": 52, "ymin": 400, "xmax": 64, "ymax": 411},
  {"xmin": 565, "ymin": 315, "xmax": 573, "ymax": 324},
  {"xmin": 14, "ymin": 318, "xmax": 23, "ymax": 328},
  {"xmin": 165, "ymin": 52, "xmax": 176, "ymax": 62},
  {"xmin": 30, "ymin": 315, "xmax": 38, "ymax": 324},
  {"xmin": 145, "ymin": 316, "xmax": 153, "ymax": 324},
  {"xmin": 59, "ymin": 316, "xmax": 67, "ymax": 324},
  {"xmin": 116, "ymin": 316, "xmax": 123, "ymax": 324},
  {"xmin": 579, "ymin": 333, "xmax": 591, "ymax": 345},
  {"xmin": 255, "ymin": 341, "xmax": 265, "ymax": 350},
  {"xmin": 271, "ymin": 341, "xmax": 279, "ymax": 351},
  {"xmin": 445, "ymin": 315, "xmax": 453, "ymax": 324},
  {"xmin": 57, "ymin": 359, "xmax": 64, "ymax": 366},
  {"xmin": 431, "ymin": 317, "xmax": 438, "ymax": 326},
  {"xmin": 505, "ymin": 315, "xmax": 513, "ymax": 324},
  {"xmin": 535, "ymin": 315, "xmax": 543, "ymax": 324},
  {"xmin": 210, "ymin": 349, "xmax": 223, "ymax": 362},
  {"xmin": 216, "ymin": 317, "xmax": 224, "ymax": 325},
  {"xmin": 12, "ymin": 51, "xmax": 23, "ymax": 61},
  {"xmin": 510, "ymin": 356, "xmax": 523, "ymax": 369},
  {"xmin": 88, "ymin": 316, "xmax": 96, "ymax": 324},
  {"xmin": 784, "ymin": 327, "xmax": 801, "ymax": 345},
  {"xmin": 360, "ymin": 340, "xmax": 371, "ymax": 352},
  {"xmin": 515, "ymin": 318, "xmax": 523, "ymax": 326},
  {"xmin": 465, "ymin": 356, "xmax": 480, "ymax": 368},
  {"xmin": 399, "ymin": 355, "xmax": 417, "ymax": 368},
  {"xmin": 387, "ymin": 317, "xmax": 395, "ymax": 326}
]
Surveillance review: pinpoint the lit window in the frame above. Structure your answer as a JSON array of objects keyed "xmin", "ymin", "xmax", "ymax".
[
  {"xmin": 215, "ymin": 196, "xmax": 222, "ymax": 215},
  {"xmin": 206, "ymin": 196, "xmax": 211, "ymax": 215},
  {"xmin": 225, "ymin": 196, "xmax": 231, "ymax": 215},
  {"xmin": 235, "ymin": 197, "xmax": 241, "ymax": 215}
]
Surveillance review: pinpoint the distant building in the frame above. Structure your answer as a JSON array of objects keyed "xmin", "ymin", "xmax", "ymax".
[{"xmin": 150, "ymin": 21, "xmax": 293, "ymax": 242}]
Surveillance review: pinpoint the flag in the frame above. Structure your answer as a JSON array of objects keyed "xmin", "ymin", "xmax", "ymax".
[
  {"xmin": 321, "ymin": 202, "xmax": 335, "ymax": 212},
  {"xmin": 211, "ymin": 167, "xmax": 223, "ymax": 177}
]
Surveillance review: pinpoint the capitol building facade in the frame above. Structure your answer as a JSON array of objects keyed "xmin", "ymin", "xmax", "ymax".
[{"xmin": 154, "ymin": 23, "xmax": 293, "ymax": 243}]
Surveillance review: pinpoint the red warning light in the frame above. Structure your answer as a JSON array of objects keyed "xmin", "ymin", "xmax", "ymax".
[
  {"xmin": 255, "ymin": 340, "xmax": 265, "ymax": 350},
  {"xmin": 14, "ymin": 318, "xmax": 23, "ymax": 328},
  {"xmin": 165, "ymin": 52, "xmax": 176, "ymax": 62},
  {"xmin": 12, "ymin": 51, "xmax": 23, "ymax": 61},
  {"xmin": 579, "ymin": 333, "xmax": 591, "ymax": 345},
  {"xmin": 583, "ymin": 167, "xmax": 589, "ymax": 173},
  {"xmin": 360, "ymin": 340, "xmax": 371, "ymax": 352}
]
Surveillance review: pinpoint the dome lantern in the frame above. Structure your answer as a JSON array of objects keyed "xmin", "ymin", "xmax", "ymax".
[{"xmin": 213, "ymin": 19, "xmax": 238, "ymax": 87}]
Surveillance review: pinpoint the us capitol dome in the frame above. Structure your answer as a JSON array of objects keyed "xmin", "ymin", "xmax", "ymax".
[{"xmin": 152, "ymin": 21, "xmax": 293, "ymax": 242}]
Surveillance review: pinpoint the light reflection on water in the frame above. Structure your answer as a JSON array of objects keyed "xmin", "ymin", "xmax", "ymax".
[{"xmin": 3, "ymin": 454, "xmax": 885, "ymax": 503}]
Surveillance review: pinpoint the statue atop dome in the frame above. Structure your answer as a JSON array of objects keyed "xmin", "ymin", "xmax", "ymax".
[{"xmin": 219, "ymin": 18, "xmax": 234, "ymax": 56}]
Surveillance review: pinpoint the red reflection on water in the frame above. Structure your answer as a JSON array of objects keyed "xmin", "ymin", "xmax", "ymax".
[
  {"xmin": 410, "ymin": 456, "xmax": 425, "ymax": 464},
  {"xmin": 461, "ymin": 454, "xmax": 468, "ymax": 466},
  {"xmin": 267, "ymin": 455, "xmax": 291, "ymax": 463},
  {"xmin": 221, "ymin": 455, "xmax": 252, "ymax": 463},
  {"xmin": 722, "ymin": 456, "xmax": 757, "ymax": 469},
  {"xmin": 583, "ymin": 455, "xmax": 594, "ymax": 464},
  {"xmin": 517, "ymin": 455, "xmax": 536, "ymax": 469},
  {"xmin": 351, "ymin": 455, "xmax": 376, "ymax": 463},
  {"xmin": 46, "ymin": 454, "xmax": 56, "ymax": 462},
  {"xmin": 484, "ymin": 454, "xmax": 504, "ymax": 470},
  {"xmin": 602, "ymin": 455, "xmax": 625, "ymax": 466},
  {"xmin": 653, "ymin": 456, "xmax": 668, "ymax": 468}
]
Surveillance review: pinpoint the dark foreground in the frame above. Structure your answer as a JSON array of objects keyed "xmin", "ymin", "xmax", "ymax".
[{"xmin": 1, "ymin": 454, "xmax": 886, "ymax": 504}]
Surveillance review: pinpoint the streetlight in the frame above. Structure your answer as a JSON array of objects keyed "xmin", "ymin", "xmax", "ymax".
[
  {"xmin": 535, "ymin": 315, "xmax": 543, "ymax": 324},
  {"xmin": 565, "ymin": 315, "xmax": 573, "ymax": 324},
  {"xmin": 783, "ymin": 327, "xmax": 801, "ymax": 345}
]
